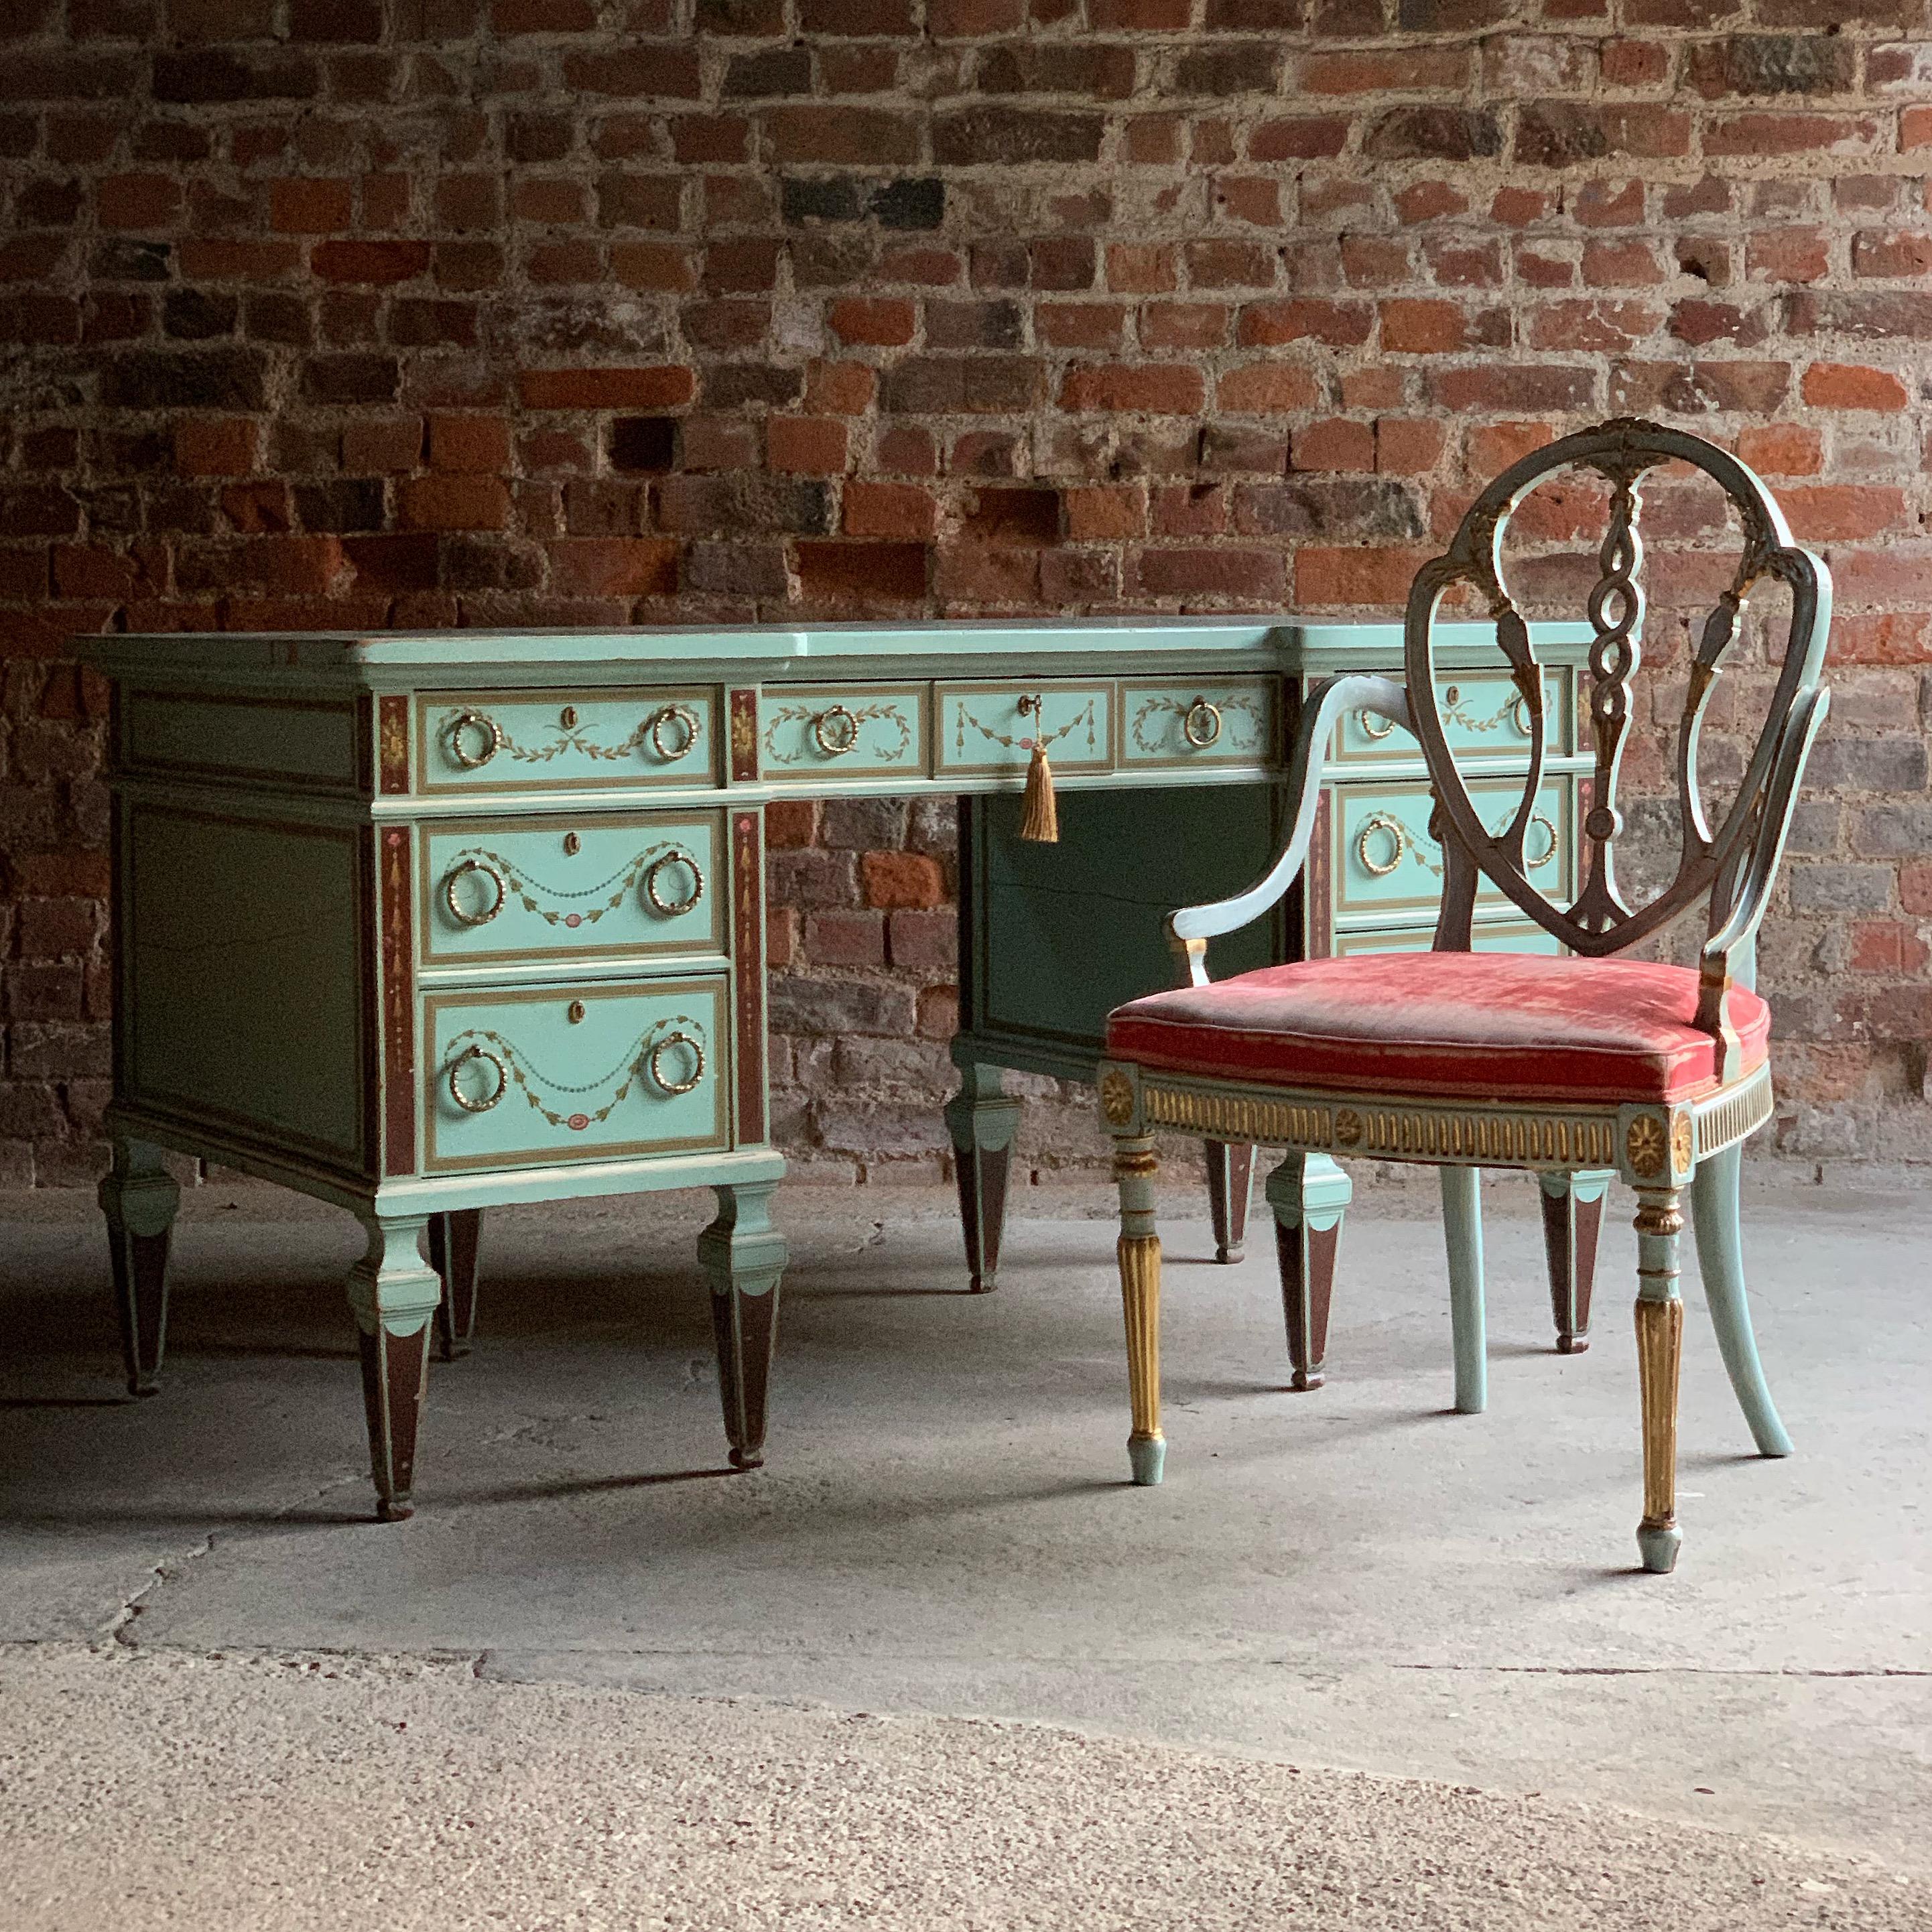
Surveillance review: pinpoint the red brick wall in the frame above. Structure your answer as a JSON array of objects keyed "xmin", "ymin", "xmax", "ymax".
[{"xmin": 3, "ymin": 1, "xmax": 1930, "ymax": 1184}]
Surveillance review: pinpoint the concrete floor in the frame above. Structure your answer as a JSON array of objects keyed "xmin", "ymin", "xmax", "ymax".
[{"xmin": 2, "ymin": 1174, "xmax": 1929, "ymax": 1927}]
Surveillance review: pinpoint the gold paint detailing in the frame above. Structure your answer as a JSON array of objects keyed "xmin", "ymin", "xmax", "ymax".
[
  {"xmin": 1626, "ymin": 1114, "xmax": 1667, "ymax": 1177},
  {"xmin": 1695, "ymin": 1071, "xmax": 1774, "ymax": 1157},
  {"xmin": 1099, "ymin": 1069, "xmax": 1137, "ymax": 1126},
  {"xmin": 1118, "ymin": 1233, "xmax": 1163, "ymax": 1443},
  {"xmin": 1633, "ymin": 1198, "xmax": 1685, "ymax": 1240},
  {"xmin": 765, "ymin": 699, "xmax": 911, "ymax": 767},
  {"xmin": 378, "ymin": 696, "xmax": 410, "ymax": 794},
  {"xmin": 1634, "ymin": 1295, "xmax": 1684, "ymax": 1531},
  {"xmin": 1137, "ymin": 1082, "xmax": 1619, "ymax": 1167},
  {"xmin": 442, "ymin": 841, "xmax": 696, "ymax": 930},
  {"xmin": 442, "ymin": 1016, "xmax": 707, "ymax": 1133},
  {"xmin": 1112, "ymin": 1143, "xmax": 1159, "ymax": 1179},
  {"xmin": 1129, "ymin": 691, "xmax": 1264, "ymax": 757},
  {"xmin": 1670, "ymin": 1111, "xmax": 1694, "ymax": 1175},
  {"xmin": 729, "ymin": 692, "xmax": 758, "ymax": 777}
]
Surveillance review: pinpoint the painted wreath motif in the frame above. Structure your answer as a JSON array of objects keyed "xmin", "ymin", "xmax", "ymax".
[
  {"xmin": 444, "ymin": 842, "xmax": 698, "ymax": 929},
  {"xmin": 447, "ymin": 1017, "xmax": 708, "ymax": 1131},
  {"xmin": 1128, "ymin": 694, "xmax": 1265, "ymax": 756},
  {"xmin": 763, "ymin": 701, "xmax": 914, "ymax": 765}
]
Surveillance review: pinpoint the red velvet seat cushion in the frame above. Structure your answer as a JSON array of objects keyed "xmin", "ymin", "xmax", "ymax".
[{"xmin": 1106, "ymin": 952, "xmax": 1769, "ymax": 1106}]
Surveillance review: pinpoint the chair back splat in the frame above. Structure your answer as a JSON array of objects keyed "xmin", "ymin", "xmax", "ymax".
[{"xmin": 1407, "ymin": 418, "xmax": 1831, "ymax": 1059}]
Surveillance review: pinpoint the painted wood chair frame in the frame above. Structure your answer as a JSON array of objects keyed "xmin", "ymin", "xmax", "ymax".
[{"xmin": 1095, "ymin": 418, "xmax": 1833, "ymax": 1572}]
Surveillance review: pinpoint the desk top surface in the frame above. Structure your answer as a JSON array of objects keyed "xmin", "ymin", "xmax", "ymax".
[{"xmin": 82, "ymin": 616, "xmax": 1594, "ymax": 685}]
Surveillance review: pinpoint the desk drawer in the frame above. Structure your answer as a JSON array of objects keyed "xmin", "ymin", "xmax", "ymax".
[
  {"xmin": 1120, "ymin": 678, "xmax": 1275, "ymax": 768},
  {"xmin": 424, "ymin": 975, "xmax": 729, "ymax": 1172},
  {"xmin": 1330, "ymin": 667, "xmax": 1573, "ymax": 767},
  {"xmin": 758, "ymin": 685, "xmax": 926, "ymax": 781},
  {"xmin": 421, "ymin": 811, "xmax": 725, "ymax": 968},
  {"xmin": 937, "ymin": 682, "xmax": 1112, "ymax": 778},
  {"xmin": 1333, "ymin": 776, "xmax": 1573, "ymax": 920},
  {"xmin": 416, "ymin": 688, "xmax": 716, "ymax": 792}
]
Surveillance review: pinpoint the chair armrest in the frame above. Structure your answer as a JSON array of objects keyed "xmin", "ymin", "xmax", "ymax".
[
  {"xmin": 1695, "ymin": 684, "xmax": 1830, "ymax": 1068},
  {"xmin": 1166, "ymin": 673, "xmax": 1412, "ymax": 986}
]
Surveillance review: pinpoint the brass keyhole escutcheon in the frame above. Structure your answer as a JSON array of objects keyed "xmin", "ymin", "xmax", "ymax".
[
  {"xmin": 561, "ymin": 705, "xmax": 578, "ymax": 729},
  {"xmin": 568, "ymin": 1000, "xmax": 585, "ymax": 1024},
  {"xmin": 563, "ymin": 832, "xmax": 580, "ymax": 856}
]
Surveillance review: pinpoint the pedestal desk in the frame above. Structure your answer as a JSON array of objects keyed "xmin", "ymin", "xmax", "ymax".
[{"xmin": 82, "ymin": 618, "xmax": 1588, "ymax": 1518}]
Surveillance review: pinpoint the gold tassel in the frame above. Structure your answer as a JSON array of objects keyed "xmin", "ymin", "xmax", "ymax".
[{"xmin": 1019, "ymin": 737, "xmax": 1058, "ymax": 842}]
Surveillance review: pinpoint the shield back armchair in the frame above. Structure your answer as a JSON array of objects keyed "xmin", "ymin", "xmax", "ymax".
[{"xmin": 1095, "ymin": 417, "xmax": 1833, "ymax": 1573}]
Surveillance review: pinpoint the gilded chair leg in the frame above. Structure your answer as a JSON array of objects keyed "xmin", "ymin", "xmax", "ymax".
[
  {"xmin": 697, "ymin": 1181, "xmax": 788, "ymax": 1470},
  {"xmin": 1439, "ymin": 1164, "xmax": 1486, "ymax": 1415},
  {"xmin": 1265, "ymin": 1153, "xmax": 1350, "ymax": 1392},
  {"xmin": 429, "ymin": 1208, "xmax": 483, "ymax": 1362},
  {"xmin": 1113, "ymin": 1134, "xmax": 1165, "ymax": 1485},
  {"xmin": 1633, "ymin": 1188, "xmax": 1686, "ymax": 1575},
  {"xmin": 944, "ymin": 1061, "xmax": 1021, "ymax": 1293},
  {"xmin": 1204, "ymin": 1141, "xmax": 1256, "ymax": 1264},
  {"xmin": 99, "ymin": 1137, "xmax": 181, "ymax": 1397},
  {"xmin": 346, "ymin": 1216, "xmax": 441, "ymax": 1523},
  {"xmin": 1538, "ymin": 1169, "xmax": 1610, "ymax": 1354},
  {"xmin": 1691, "ymin": 1144, "xmax": 1793, "ymax": 1458}
]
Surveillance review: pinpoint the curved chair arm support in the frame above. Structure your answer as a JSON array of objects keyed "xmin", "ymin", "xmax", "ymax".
[
  {"xmin": 1167, "ymin": 674, "xmax": 1412, "ymax": 986},
  {"xmin": 1695, "ymin": 684, "xmax": 1830, "ymax": 1070}
]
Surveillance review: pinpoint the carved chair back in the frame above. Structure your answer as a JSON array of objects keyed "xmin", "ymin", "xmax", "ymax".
[{"xmin": 1405, "ymin": 420, "xmax": 1831, "ymax": 986}]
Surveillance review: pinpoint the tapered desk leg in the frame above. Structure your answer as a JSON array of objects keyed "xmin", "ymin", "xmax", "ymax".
[
  {"xmin": 346, "ymin": 1215, "xmax": 441, "ymax": 1522},
  {"xmin": 1539, "ymin": 1170, "xmax": 1610, "ymax": 1354},
  {"xmin": 1204, "ymin": 1142, "xmax": 1256, "ymax": 1264},
  {"xmin": 944, "ymin": 1061, "xmax": 1021, "ymax": 1294},
  {"xmin": 698, "ymin": 1180, "xmax": 787, "ymax": 1470},
  {"xmin": 1265, "ymin": 1153, "xmax": 1351, "ymax": 1391},
  {"xmin": 429, "ymin": 1208, "xmax": 483, "ymax": 1361},
  {"xmin": 99, "ymin": 1138, "xmax": 181, "ymax": 1397}
]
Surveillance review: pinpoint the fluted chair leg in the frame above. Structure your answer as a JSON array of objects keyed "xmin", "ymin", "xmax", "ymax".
[
  {"xmin": 1633, "ymin": 1188, "xmax": 1687, "ymax": 1574},
  {"xmin": 1439, "ymin": 1164, "xmax": 1486, "ymax": 1415},
  {"xmin": 1691, "ymin": 1144, "xmax": 1793, "ymax": 1457},
  {"xmin": 1112, "ymin": 1133, "xmax": 1165, "ymax": 1486}
]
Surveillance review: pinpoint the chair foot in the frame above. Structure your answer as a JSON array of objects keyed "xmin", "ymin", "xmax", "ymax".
[
  {"xmin": 728, "ymin": 1446, "xmax": 764, "ymax": 1471},
  {"xmin": 1205, "ymin": 1141, "xmax": 1255, "ymax": 1267},
  {"xmin": 1555, "ymin": 1334, "xmax": 1590, "ymax": 1356},
  {"xmin": 1637, "ymin": 1520, "xmax": 1681, "ymax": 1574},
  {"xmin": 1289, "ymin": 1366, "xmax": 1324, "ymax": 1393},
  {"xmin": 1128, "ymin": 1432, "xmax": 1165, "ymax": 1486}
]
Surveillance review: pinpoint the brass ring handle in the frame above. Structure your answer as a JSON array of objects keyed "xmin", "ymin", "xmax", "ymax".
[
  {"xmin": 1356, "ymin": 709, "xmax": 1397, "ymax": 741},
  {"xmin": 1510, "ymin": 693, "xmax": 1547, "ymax": 738},
  {"xmin": 648, "ymin": 1031, "xmax": 705, "ymax": 1097},
  {"xmin": 447, "ymin": 1045, "xmax": 506, "ymax": 1114},
  {"xmin": 1525, "ymin": 812, "xmax": 1559, "ymax": 871},
  {"xmin": 649, "ymin": 704, "xmax": 698, "ymax": 761},
  {"xmin": 1181, "ymin": 698, "xmax": 1222, "ymax": 749},
  {"xmin": 443, "ymin": 858, "xmax": 506, "ymax": 927},
  {"xmin": 812, "ymin": 704, "xmax": 860, "ymax": 757},
  {"xmin": 448, "ymin": 709, "xmax": 503, "ymax": 770},
  {"xmin": 643, "ymin": 849, "xmax": 704, "ymax": 918},
  {"xmin": 1355, "ymin": 812, "xmax": 1407, "ymax": 879}
]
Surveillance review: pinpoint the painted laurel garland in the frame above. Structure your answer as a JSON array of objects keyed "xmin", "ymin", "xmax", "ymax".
[
  {"xmin": 446, "ymin": 1017, "xmax": 708, "ymax": 1133},
  {"xmin": 763, "ymin": 700, "xmax": 914, "ymax": 765},
  {"xmin": 439, "ymin": 704, "xmax": 700, "ymax": 770},
  {"xmin": 1127, "ymin": 693, "xmax": 1263, "ymax": 755},
  {"xmin": 443, "ymin": 842, "xmax": 702, "ymax": 929},
  {"xmin": 957, "ymin": 697, "xmax": 1098, "ymax": 755}
]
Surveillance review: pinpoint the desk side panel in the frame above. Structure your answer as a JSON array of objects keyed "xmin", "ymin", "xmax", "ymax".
[{"xmin": 119, "ymin": 799, "xmax": 372, "ymax": 1177}]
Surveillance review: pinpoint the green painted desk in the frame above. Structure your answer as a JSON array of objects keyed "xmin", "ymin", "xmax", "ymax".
[{"xmin": 82, "ymin": 619, "xmax": 1589, "ymax": 1518}]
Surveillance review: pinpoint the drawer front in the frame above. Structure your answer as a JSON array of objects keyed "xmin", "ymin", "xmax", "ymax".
[
  {"xmin": 421, "ymin": 811, "xmax": 726, "ymax": 967},
  {"xmin": 1119, "ymin": 678, "xmax": 1275, "ymax": 769},
  {"xmin": 758, "ymin": 684, "xmax": 927, "ymax": 781},
  {"xmin": 1332, "ymin": 921, "xmax": 1563, "ymax": 958},
  {"xmin": 424, "ymin": 976, "xmax": 729, "ymax": 1172},
  {"xmin": 1334, "ymin": 776, "xmax": 1573, "ymax": 920},
  {"xmin": 416, "ymin": 688, "xmax": 716, "ymax": 792},
  {"xmin": 937, "ymin": 682, "xmax": 1113, "ymax": 778},
  {"xmin": 1331, "ymin": 667, "xmax": 1573, "ymax": 767}
]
